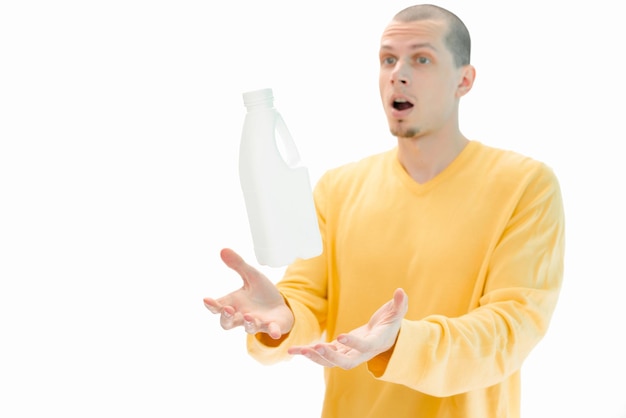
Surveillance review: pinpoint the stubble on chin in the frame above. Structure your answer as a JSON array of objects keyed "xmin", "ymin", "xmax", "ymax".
[{"xmin": 390, "ymin": 120, "xmax": 420, "ymax": 139}]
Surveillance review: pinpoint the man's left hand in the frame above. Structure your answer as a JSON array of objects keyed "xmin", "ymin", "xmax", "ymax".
[{"xmin": 287, "ymin": 288, "xmax": 408, "ymax": 369}]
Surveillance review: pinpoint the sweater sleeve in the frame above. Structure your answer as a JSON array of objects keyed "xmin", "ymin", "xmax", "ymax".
[{"xmin": 368, "ymin": 163, "xmax": 565, "ymax": 397}]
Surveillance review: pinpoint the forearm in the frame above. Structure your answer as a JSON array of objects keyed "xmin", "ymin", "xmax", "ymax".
[{"xmin": 373, "ymin": 284, "xmax": 558, "ymax": 395}]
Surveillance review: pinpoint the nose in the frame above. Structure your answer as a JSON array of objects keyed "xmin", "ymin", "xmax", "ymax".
[{"xmin": 391, "ymin": 61, "xmax": 410, "ymax": 85}]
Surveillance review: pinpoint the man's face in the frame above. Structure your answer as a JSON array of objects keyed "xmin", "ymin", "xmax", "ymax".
[{"xmin": 379, "ymin": 19, "xmax": 463, "ymax": 139}]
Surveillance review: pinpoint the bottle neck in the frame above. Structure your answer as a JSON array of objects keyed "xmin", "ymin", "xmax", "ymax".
[{"xmin": 245, "ymin": 101, "xmax": 274, "ymax": 112}]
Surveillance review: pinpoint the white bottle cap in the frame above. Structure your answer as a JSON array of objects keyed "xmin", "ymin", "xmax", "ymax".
[{"xmin": 242, "ymin": 88, "xmax": 274, "ymax": 107}]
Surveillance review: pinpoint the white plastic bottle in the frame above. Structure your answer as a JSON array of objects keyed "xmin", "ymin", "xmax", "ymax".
[{"xmin": 238, "ymin": 88, "xmax": 322, "ymax": 267}]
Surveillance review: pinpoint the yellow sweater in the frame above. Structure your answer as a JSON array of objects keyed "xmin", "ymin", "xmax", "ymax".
[{"xmin": 248, "ymin": 141, "xmax": 565, "ymax": 418}]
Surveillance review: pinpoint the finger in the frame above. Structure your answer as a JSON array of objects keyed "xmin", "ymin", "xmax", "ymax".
[
  {"xmin": 288, "ymin": 346, "xmax": 336, "ymax": 367},
  {"xmin": 203, "ymin": 298, "xmax": 222, "ymax": 314},
  {"xmin": 287, "ymin": 346, "xmax": 305, "ymax": 355},
  {"xmin": 393, "ymin": 288, "xmax": 409, "ymax": 315},
  {"xmin": 242, "ymin": 314, "xmax": 257, "ymax": 334},
  {"xmin": 312, "ymin": 344, "xmax": 359, "ymax": 370},
  {"xmin": 220, "ymin": 306, "xmax": 242, "ymax": 330},
  {"xmin": 267, "ymin": 322, "xmax": 282, "ymax": 339},
  {"xmin": 239, "ymin": 314, "xmax": 283, "ymax": 338},
  {"xmin": 220, "ymin": 247, "xmax": 243, "ymax": 267},
  {"xmin": 220, "ymin": 248, "xmax": 255, "ymax": 285},
  {"xmin": 333, "ymin": 333, "xmax": 372, "ymax": 354}
]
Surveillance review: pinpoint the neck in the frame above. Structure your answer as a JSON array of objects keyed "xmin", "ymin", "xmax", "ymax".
[{"xmin": 396, "ymin": 130, "xmax": 469, "ymax": 184}]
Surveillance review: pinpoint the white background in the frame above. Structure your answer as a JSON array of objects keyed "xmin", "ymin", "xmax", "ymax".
[{"xmin": 1, "ymin": 1, "xmax": 625, "ymax": 417}]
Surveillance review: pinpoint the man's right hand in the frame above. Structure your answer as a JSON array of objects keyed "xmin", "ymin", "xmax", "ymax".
[{"xmin": 203, "ymin": 248, "xmax": 294, "ymax": 339}]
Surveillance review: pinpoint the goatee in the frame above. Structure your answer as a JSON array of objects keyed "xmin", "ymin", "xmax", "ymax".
[{"xmin": 390, "ymin": 124, "xmax": 420, "ymax": 139}]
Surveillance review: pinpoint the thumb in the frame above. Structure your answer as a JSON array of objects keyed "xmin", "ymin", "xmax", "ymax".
[
  {"xmin": 393, "ymin": 288, "xmax": 409, "ymax": 316},
  {"xmin": 220, "ymin": 248, "xmax": 256, "ymax": 284},
  {"xmin": 220, "ymin": 248, "xmax": 245, "ymax": 268}
]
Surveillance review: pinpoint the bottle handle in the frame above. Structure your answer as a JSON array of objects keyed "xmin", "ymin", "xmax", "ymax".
[{"xmin": 275, "ymin": 113, "xmax": 302, "ymax": 168}]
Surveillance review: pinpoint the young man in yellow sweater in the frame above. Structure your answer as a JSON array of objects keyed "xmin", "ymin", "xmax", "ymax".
[{"xmin": 204, "ymin": 4, "xmax": 565, "ymax": 417}]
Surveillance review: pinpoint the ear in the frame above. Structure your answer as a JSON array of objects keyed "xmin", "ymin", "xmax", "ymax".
[{"xmin": 456, "ymin": 64, "xmax": 476, "ymax": 98}]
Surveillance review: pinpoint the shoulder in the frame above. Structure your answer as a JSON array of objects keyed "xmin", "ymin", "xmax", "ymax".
[
  {"xmin": 469, "ymin": 142, "xmax": 562, "ymax": 216},
  {"xmin": 471, "ymin": 141, "xmax": 559, "ymax": 185}
]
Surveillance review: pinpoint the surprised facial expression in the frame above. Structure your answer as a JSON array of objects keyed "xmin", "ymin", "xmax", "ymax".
[{"xmin": 379, "ymin": 19, "xmax": 466, "ymax": 140}]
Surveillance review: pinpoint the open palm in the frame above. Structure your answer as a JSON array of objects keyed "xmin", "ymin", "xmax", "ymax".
[
  {"xmin": 203, "ymin": 248, "xmax": 294, "ymax": 339},
  {"xmin": 288, "ymin": 288, "xmax": 408, "ymax": 369}
]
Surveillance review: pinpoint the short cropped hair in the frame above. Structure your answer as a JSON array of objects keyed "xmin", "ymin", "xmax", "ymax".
[{"xmin": 394, "ymin": 4, "xmax": 471, "ymax": 67}]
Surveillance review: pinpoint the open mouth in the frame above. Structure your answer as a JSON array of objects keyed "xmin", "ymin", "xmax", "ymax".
[{"xmin": 393, "ymin": 99, "xmax": 414, "ymax": 111}]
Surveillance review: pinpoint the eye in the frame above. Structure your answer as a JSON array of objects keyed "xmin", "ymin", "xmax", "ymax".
[
  {"xmin": 382, "ymin": 56, "xmax": 397, "ymax": 65},
  {"xmin": 416, "ymin": 56, "xmax": 431, "ymax": 64}
]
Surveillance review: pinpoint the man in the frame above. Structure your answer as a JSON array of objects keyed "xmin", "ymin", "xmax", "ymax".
[{"xmin": 204, "ymin": 4, "xmax": 565, "ymax": 417}]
